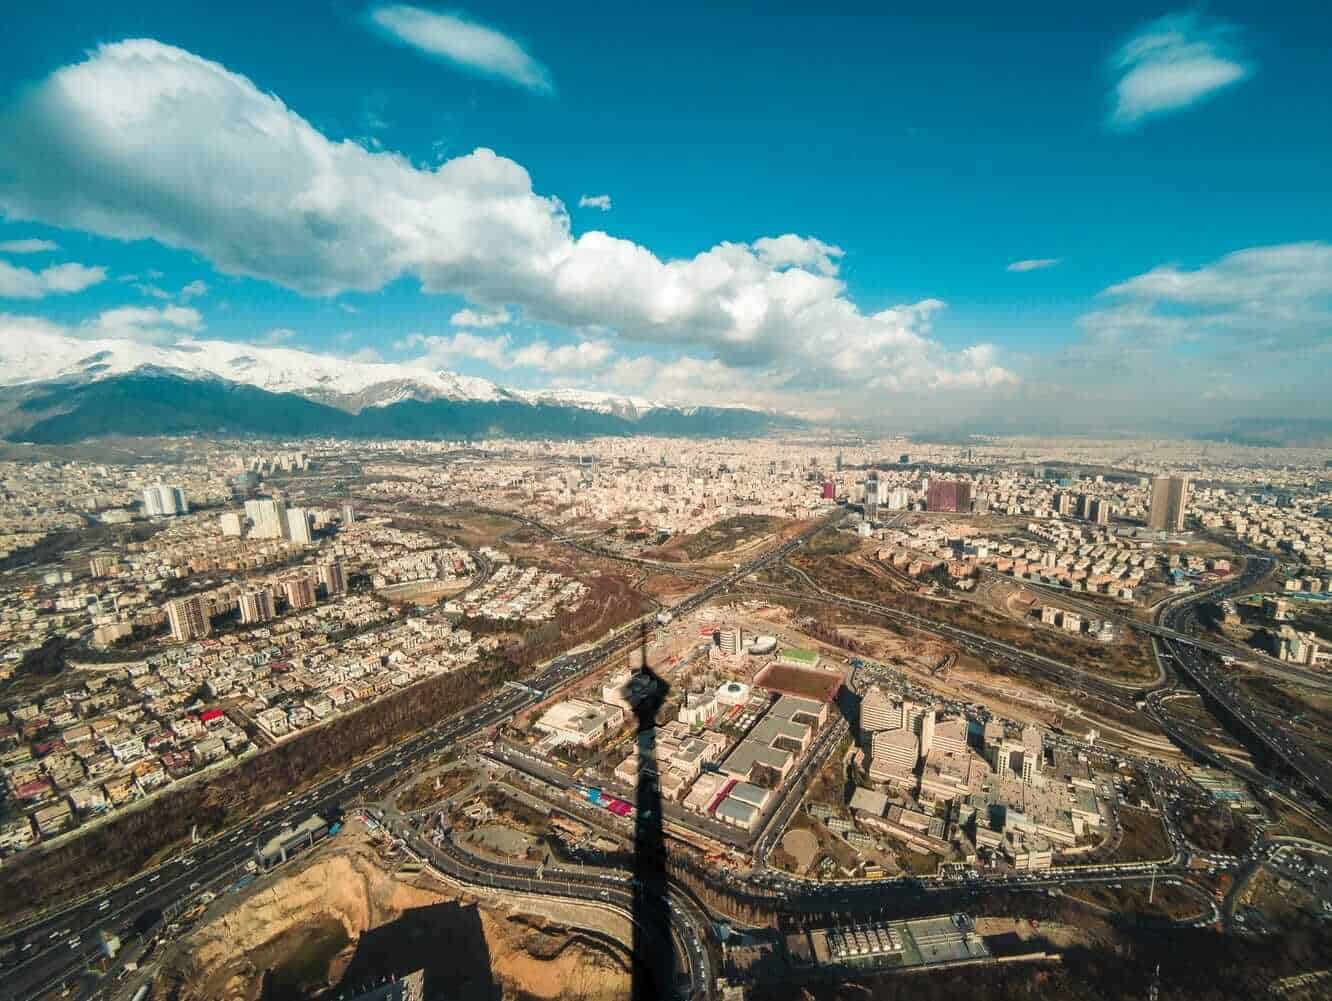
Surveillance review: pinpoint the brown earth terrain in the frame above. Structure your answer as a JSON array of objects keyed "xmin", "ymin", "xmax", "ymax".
[{"xmin": 152, "ymin": 822, "xmax": 630, "ymax": 1001}]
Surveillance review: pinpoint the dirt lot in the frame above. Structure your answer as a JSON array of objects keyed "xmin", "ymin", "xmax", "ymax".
[
  {"xmin": 647, "ymin": 514, "xmax": 788, "ymax": 563},
  {"xmin": 1114, "ymin": 807, "xmax": 1172, "ymax": 863},
  {"xmin": 153, "ymin": 818, "xmax": 630, "ymax": 1001},
  {"xmin": 1063, "ymin": 880, "xmax": 1207, "ymax": 922}
]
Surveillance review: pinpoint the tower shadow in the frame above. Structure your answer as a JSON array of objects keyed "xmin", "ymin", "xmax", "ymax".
[{"xmin": 631, "ymin": 620, "xmax": 676, "ymax": 1000}]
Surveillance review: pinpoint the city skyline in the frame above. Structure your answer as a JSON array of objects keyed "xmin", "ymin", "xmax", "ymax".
[{"xmin": 0, "ymin": 3, "xmax": 1328, "ymax": 427}]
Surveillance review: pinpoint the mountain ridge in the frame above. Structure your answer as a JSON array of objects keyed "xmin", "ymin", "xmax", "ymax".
[
  {"xmin": 0, "ymin": 329, "xmax": 769, "ymax": 422},
  {"xmin": 2, "ymin": 371, "xmax": 801, "ymax": 443}
]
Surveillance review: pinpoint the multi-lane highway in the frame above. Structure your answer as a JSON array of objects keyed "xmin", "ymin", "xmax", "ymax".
[
  {"xmin": 0, "ymin": 519, "xmax": 832, "ymax": 1000},
  {"xmin": 4, "ymin": 513, "xmax": 1319, "ymax": 999}
]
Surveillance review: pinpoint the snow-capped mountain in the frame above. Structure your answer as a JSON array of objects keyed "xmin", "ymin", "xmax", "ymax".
[
  {"xmin": 512, "ymin": 387, "xmax": 662, "ymax": 420},
  {"xmin": 3, "ymin": 329, "xmax": 510, "ymax": 410},
  {"xmin": 0, "ymin": 329, "xmax": 777, "ymax": 427}
]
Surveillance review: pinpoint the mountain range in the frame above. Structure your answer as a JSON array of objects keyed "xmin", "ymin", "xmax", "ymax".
[{"xmin": 0, "ymin": 331, "xmax": 797, "ymax": 443}]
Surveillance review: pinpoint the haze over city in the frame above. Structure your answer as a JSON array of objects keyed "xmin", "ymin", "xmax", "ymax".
[{"xmin": 1, "ymin": 5, "xmax": 1330, "ymax": 1001}]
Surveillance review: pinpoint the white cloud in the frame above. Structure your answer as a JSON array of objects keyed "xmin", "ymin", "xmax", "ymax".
[
  {"xmin": 512, "ymin": 338, "xmax": 615, "ymax": 372},
  {"xmin": 400, "ymin": 329, "xmax": 615, "ymax": 374},
  {"xmin": 178, "ymin": 279, "xmax": 208, "ymax": 301},
  {"xmin": 260, "ymin": 327, "xmax": 296, "ymax": 344},
  {"xmin": 369, "ymin": 5, "xmax": 553, "ymax": 95},
  {"xmin": 0, "ymin": 259, "xmax": 105, "ymax": 298},
  {"xmin": 1069, "ymin": 241, "xmax": 1332, "ymax": 372},
  {"xmin": 753, "ymin": 235, "xmax": 844, "ymax": 277},
  {"xmin": 1006, "ymin": 258, "xmax": 1061, "ymax": 273},
  {"xmin": 0, "ymin": 39, "xmax": 1015, "ymax": 406},
  {"xmin": 82, "ymin": 304, "xmax": 202, "ymax": 343},
  {"xmin": 578, "ymin": 194, "xmax": 612, "ymax": 211},
  {"xmin": 399, "ymin": 330, "xmax": 515, "ymax": 369},
  {"xmin": 1103, "ymin": 242, "xmax": 1332, "ymax": 311},
  {"xmin": 449, "ymin": 306, "xmax": 510, "ymax": 328},
  {"xmin": 0, "ymin": 238, "xmax": 59, "ymax": 254},
  {"xmin": 1108, "ymin": 13, "xmax": 1251, "ymax": 128}
]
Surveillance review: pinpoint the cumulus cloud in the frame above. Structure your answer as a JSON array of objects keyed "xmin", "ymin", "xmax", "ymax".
[
  {"xmin": 80, "ymin": 304, "xmax": 203, "ymax": 343},
  {"xmin": 398, "ymin": 330, "xmax": 515, "ymax": 369},
  {"xmin": 449, "ymin": 306, "xmax": 510, "ymax": 328},
  {"xmin": 0, "ymin": 238, "xmax": 59, "ymax": 254},
  {"xmin": 1006, "ymin": 258, "xmax": 1061, "ymax": 273},
  {"xmin": 0, "ymin": 259, "xmax": 105, "ymax": 298},
  {"xmin": 369, "ymin": 5, "xmax": 553, "ymax": 95},
  {"xmin": 400, "ymin": 329, "xmax": 615, "ymax": 374},
  {"xmin": 578, "ymin": 194, "xmax": 612, "ymax": 211},
  {"xmin": 512, "ymin": 338, "xmax": 615, "ymax": 372},
  {"xmin": 1108, "ymin": 13, "xmax": 1251, "ymax": 128},
  {"xmin": 0, "ymin": 39, "xmax": 1015, "ymax": 403},
  {"xmin": 753, "ymin": 235, "xmax": 844, "ymax": 277}
]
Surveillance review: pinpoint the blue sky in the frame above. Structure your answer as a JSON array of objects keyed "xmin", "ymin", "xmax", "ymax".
[{"xmin": 0, "ymin": 2, "xmax": 1328, "ymax": 426}]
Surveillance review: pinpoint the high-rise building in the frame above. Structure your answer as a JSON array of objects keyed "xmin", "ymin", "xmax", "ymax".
[
  {"xmin": 1055, "ymin": 492, "xmax": 1075, "ymax": 516},
  {"xmin": 860, "ymin": 687, "xmax": 903, "ymax": 734},
  {"xmin": 238, "ymin": 588, "xmax": 275, "ymax": 624},
  {"xmin": 244, "ymin": 498, "xmax": 288, "ymax": 539},
  {"xmin": 165, "ymin": 595, "xmax": 210, "ymax": 642},
  {"xmin": 821, "ymin": 481, "xmax": 836, "ymax": 500},
  {"xmin": 143, "ymin": 484, "xmax": 187, "ymax": 517},
  {"xmin": 863, "ymin": 472, "xmax": 880, "ymax": 523},
  {"xmin": 280, "ymin": 571, "xmax": 317, "ymax": 610},
  {"xmin": 926, "ymin": 479, "xmax": 972, "ymax": 513},
  {"xmin": 316, "ymin": 559, "xmax": 346, "ymax": 596},
  {"xmin": 285, "ymin": 507, "xmax": 313, "ymax": 545},
  {"xmin": 89, "ymin": 556, "xmax": 118, "ymax": 578},
  {"xmin": 219, "ymin": 512, "xmax": 244, "ymax": 537},
  {"xmin": 1148, "ymin": 475, "xmax": 1189, "ymax": 531},
  {"xmin": 341, "ymin": 503, "xmax": 355, "ymax": 526}
]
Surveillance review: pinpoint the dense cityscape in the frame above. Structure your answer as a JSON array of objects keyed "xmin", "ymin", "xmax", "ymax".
[{"xmin": 0, "ymin": 433, "xmax": 1329, "ymax": 1000}]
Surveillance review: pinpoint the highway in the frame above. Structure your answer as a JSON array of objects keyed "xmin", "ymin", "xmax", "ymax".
[
  {"xmin": 4, "ymin": 513, "xmax": 1321, "ymax": 998},
  {"xmin": 0, "ymin": 518, "xmax": 830, "ymax": 1000},
  {"xmin": 1142, "ymin": 556, "xmax": 1332, "ymax": 810}
]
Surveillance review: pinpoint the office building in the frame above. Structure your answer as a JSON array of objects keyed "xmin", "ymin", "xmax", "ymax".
[
  {"xmin": 238, "ymin": 588, "xmax": 275, "ymax": 624},
  {"xmin": 926, "ymin": 480, "xmax": 972, "ymax": 513},
  {"xmin": 316, "ymin": 559, "xmax": 346, "ymax": 596},
  {"xmin": 1148, "ymin": 475, "xmax": 1189, "ymax": 532},
  {"xmin": 859, "ymin": 687, "xmax": 903, "ymax": 734},
  {"xmin": 717, "ymin": 627, "xmax": 744, "ymax": 655},
  {"xmin": 342, "ymin": 502, "xmax": 355, "ymax": 525},
  {"xmin": 280, "ymin": 571, "xmax": 317, "ymax": 610},
  {"xmin": 165, "ymin": 595, "xmax": 210, "ymax": 642},
  {"xmin": 285, "ymin": 507, "xmax": 313, "ymax": 545},
  {"xmin": 863, "ymin": 472, "xmax": 880, "ymax": 522}
]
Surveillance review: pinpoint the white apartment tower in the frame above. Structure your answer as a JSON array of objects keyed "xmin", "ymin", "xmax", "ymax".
[
  {"xmin": 244, "ymin": 498, "xmax": 288, "ymax": 540},
  {"xmin": 143, "ymin": 484, "xmax": 187, "ymax": 517},
  {"xmin": 285, "ymin": 507, "xmax": 313, "ymax": 545}
]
